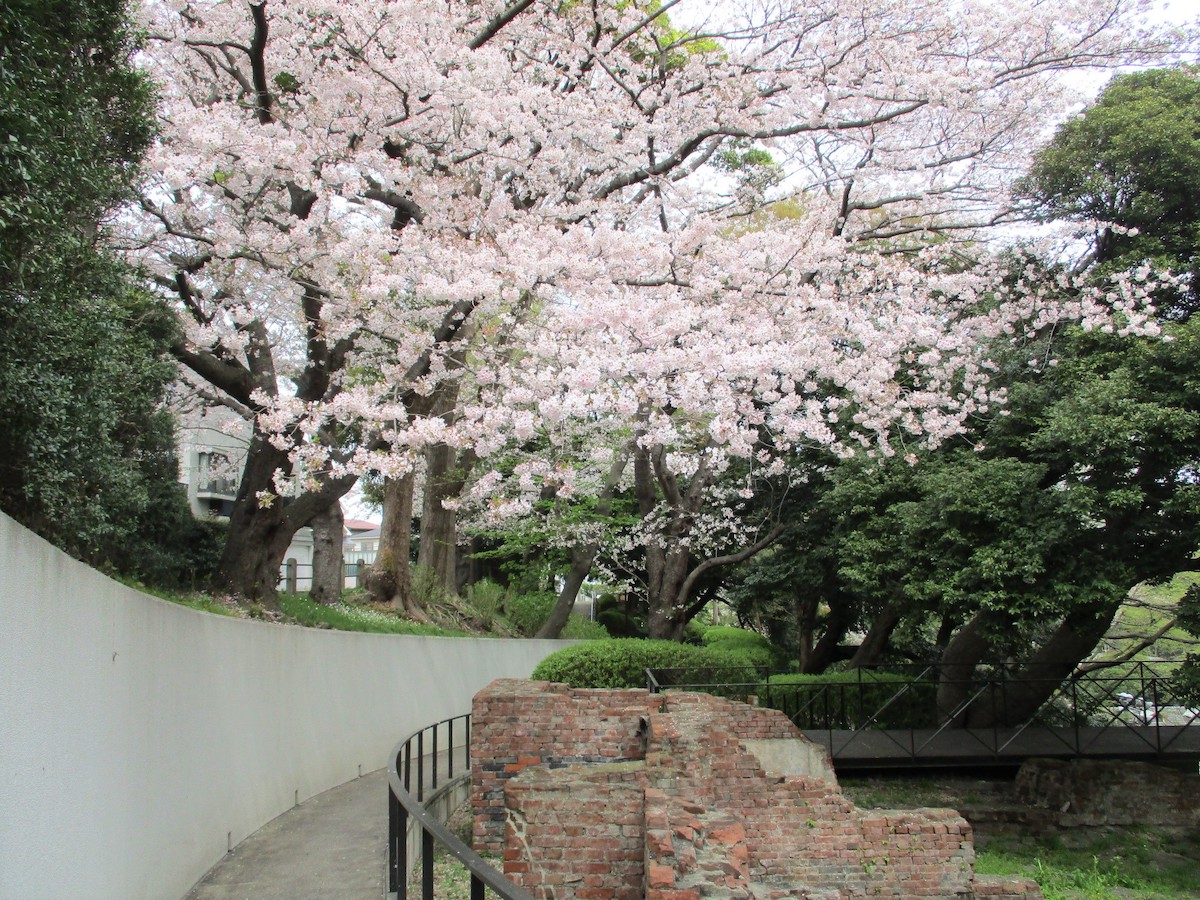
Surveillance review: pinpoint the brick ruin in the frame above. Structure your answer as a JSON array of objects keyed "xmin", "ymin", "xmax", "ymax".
[{"xmin": 472, "ymin": 679, "xmax": 1040, "ymax": 899}]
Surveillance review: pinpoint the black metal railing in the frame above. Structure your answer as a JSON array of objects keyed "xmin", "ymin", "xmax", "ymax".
[
  {"xmin": 387, "ymin": 714, "xmax": 533, "ymax": 900},
  {"xmin": 647, "ymin": 660, "xmax": 1200, "ymax": 766},
  {"xmin": 647, "ymin": 665, "xmax": 770, "ymax": 698}
]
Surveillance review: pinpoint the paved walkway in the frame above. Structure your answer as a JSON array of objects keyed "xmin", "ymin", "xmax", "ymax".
[{"xmin": 185, "ymin": 769, "xmax": 387, "ymax": 900}]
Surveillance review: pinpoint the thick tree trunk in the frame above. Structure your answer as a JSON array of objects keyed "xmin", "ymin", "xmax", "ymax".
[
  {"xmin": 214, "ymin": 426, "xmax": 360, "ymax": 607},
  {"xmin": 848, "ymin": 603, "xmax": 905, "ymax": 669},
  {"xmin": 417, "ymin": 441, "xmax": 462, "ymax": 594},
  {"xmin": 215, "ymin": 436, "xmax": 296, "ymax": 606},
  {"xmin": 936, "ymin": 610, "xmax": 1003, "ymax": 723},
  {"xmin": 309, "ymin": 499, "xmax": 344, "ymax": 605},
  {"xmin": 969, "ymin": 600, "xmax": 1122, "ymax": 727},
  {"xmin": 536, "ymin": 448, "xmax": 632, "ymax": 639},
  {"xmin": 795, "ymin": 596, "xmax": 819, "ymax": 673},
  {"xmin": 364, "ymin": 472, "xmax": 430, "ymax": 621},
  {"xmin": 804, "ymin": 599, "xmax": 855, "ymax": 674}
]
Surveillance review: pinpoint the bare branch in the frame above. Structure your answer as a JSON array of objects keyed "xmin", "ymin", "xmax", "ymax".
[{"xmin": 469, "ymin": 0, "xmax": 539, "ymax": 50}]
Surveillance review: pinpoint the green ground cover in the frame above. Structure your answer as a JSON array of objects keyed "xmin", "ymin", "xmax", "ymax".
[{"xmin": 842, "ymin": 776, "xmax": 1200, "ymax": 899}]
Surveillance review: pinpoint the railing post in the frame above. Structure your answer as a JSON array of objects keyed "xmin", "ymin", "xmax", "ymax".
[
  {"xmin": 448, "ymin": 718, "xmax": 454, "ymax": 780},
  {"xmin": 1072, "ymin": 678, "xmax": 1080, "ymax": 754},
  {"xmin": 433, "ymin": 724, "xmax": 440, "ymax": 789},
  {"xmin": 417, "ymin": 731, "xmax": 425, "ymax": 802},
  {"xmin": 422, "ymin": 827, "xmax": 435, "ymax": 900},
  {"xmin": 392, "ymin": 792, "xmax": 409, "ymax": 900},
  {"xmin": 1152, "ymin": 676, "xmax": 1163, "ymax": 752}
]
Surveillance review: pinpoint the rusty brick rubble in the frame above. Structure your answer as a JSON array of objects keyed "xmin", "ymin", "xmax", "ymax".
[{"xmin": 472, "ymin": 679, "xmax": 1040, "ymax": 899}]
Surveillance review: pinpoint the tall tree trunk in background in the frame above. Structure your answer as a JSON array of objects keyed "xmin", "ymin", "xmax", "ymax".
[
  {"xmin": 309, "ymin": 499, "xmax": 344, "ymax": 605},
  {"xmin": 417, "ymin": 443, "xmax": 475, "ymax": 594},
  {"xmin": 848, "ymin": 602, "xmax": 904, "ymax": 669},
  {"xmin": 215, "ymin": 433, "xmax": 357, "ymax": 607},
  {"xmin": 968, "ymin": 600, "xmax": 1122, "ymax": 727},
  {"xmin": 936, "ymin": 610, "xmax": 1003, "ymax": 723},
  {"xmin": 639, "ymin": 442, "xmax": 708, "ymax": 641},
  {"xmin": 415, "ymin": 349, "xmax": 474, "ymax": 595},
  {"xmin": 536, "ymin": 448, "xmax": 633, "ymax": 638},
  {"xmin": 365, "ymin": 473, "xmax": 430, "ymax": 621}
]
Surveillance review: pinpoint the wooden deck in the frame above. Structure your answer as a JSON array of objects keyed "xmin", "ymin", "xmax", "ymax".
[{"xmin": 802, "ymin": 725, "xmax": 1200, "ymax": 771}]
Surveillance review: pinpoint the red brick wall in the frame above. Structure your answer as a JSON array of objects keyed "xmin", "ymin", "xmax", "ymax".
[
  {"xmin": 471, "ymin": 680, "xmax": 1041, "ymax": 899},
  {"xmin": 472, "ymin": 679, "xmax": 661, "ymax": 853},
  {"xmin": 504, "ymin": 765, "xmax": 646, "ymax": 900}
]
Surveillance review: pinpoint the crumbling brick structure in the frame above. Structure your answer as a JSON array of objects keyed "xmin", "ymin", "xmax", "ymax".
[{"xmin": 473, "ymin": 679, "xmax": 1040, "ymax": 899}]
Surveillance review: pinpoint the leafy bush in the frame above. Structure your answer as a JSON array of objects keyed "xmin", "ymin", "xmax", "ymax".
[
  {"xmin": 531, "ymin": 638, "xmax": 755, "ymax": 689},
  {"xmin": 464, "ymin": 579, "xmax": 506, "ymax": 628},
  {"xmin": 759, "ymin": 671, "xmax": 937, "ymax": 729},
  {"xmin": 561, "ymin": 614, "xmax": 610, "ymax": 640},
  {"xmin": 506, "ymin": 591, "xmax": 556, "ymax": 636},
  {"xmin": 596, "ymin": 605, "xmax": 645, "ymax": 638},
  {"xmin": 700, "ymin": 626, "xmax": 785, "ymax": 669}
]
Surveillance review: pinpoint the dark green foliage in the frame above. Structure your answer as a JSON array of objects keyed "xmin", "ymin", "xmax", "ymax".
[
  {"xmin": 559, "ymin": 615, "xmax": 611, "ymax": 640},
  {"xmin": 699, "ymin": 626, "xmax": 785, "ymax": 670},
  {"xmin": 1020, "ymin": 66, "xmax": 1200, "ymax": 316},
  {"xmin": 0, "ymin": 0, "xmax": 207, "ymax": 586},
  {"xmin": 760, "ymin": 672, "xmax": 937, "ymax": 729},
  {"xmin": 530, "ymin": 638, "xmax": 753, "ymax": 689},
  {"xmin": 1172, "ymin": 585, "xmax": 1200, "ymax": 705},
  {"xmin": 731, "ymin": 310, "xmax": 1200, "ymax": 670},
  {"xmin": 0, "ymin": 0, "xmax": 155, "ymax": 273},
  {"xmin": 595, "ymin": 592, "xmax": 648, "ymax": 638},
  {"xmin": 506, "ymin": 592, "xmax": 556, "ymax": 636}
]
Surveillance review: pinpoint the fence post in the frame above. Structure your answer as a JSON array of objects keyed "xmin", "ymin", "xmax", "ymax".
[{"xmin": 285, "ymin": 559, "xmax": 297, "ymax": 594}]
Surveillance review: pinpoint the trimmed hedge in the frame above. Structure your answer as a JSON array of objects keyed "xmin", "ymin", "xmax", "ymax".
[
  {"xmin": 758, "ymin": 671, "xmax": 937, "ymax": 729},
  {"xmin": 698, "ymin": 626, "xmax": 784, "ymax": 670},
  {"xmin": 531, "ymin": 639, "xmax": 758, "ymax": 690}
]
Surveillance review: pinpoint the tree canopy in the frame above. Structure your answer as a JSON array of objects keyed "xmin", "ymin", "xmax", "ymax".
[
  {"xmin": 1022, "ymin": 66, "xmax": 1200, "ymax": 316},
  {"xmin": 129, "ymin": 0, "xmax": 1187, "ymax": 612}
]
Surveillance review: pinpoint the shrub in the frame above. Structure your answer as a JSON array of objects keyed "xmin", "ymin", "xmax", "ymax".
[
  {"xmin": 464, "ymin": 579, "xmax": 506, "ymax": 628},
  {"xmin": 759, "ymin": 671, "xmax": 937, "ymax": 729},
  {"xmin": 506, "ymin": 591, "xmax": 556, "ymax": 636},
  {"xmin": 561, "ymin": 614, "xmax": 611, "ymax": 640},
  {"xmin": 531, "ymin": 638, "xmax": 755, "ymax": 689},
  {"xmin": 596, "ymin": 606, "xmax": 645, "ymax": 638},
  {"xmin": 700, "ymin": 626, "xmax": 785, "ymax": 670}
]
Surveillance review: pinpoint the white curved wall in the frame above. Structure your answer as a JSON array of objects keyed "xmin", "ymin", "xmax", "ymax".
[{"xmin": 0, "ymin": 513, "xmax": 566, "ymax": 899}]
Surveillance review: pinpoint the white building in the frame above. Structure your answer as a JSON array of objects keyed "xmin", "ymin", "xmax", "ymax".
[{"xmin": 176, "ymin": 406, "xmax": 378, "ymax": 593}]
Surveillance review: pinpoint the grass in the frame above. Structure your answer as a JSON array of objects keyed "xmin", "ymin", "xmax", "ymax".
[
  {"xmin": 1092, "ymin": 572, "xmax": 1200, "ymax": 667},
  {"xmin": 114, "ymin": 575, "xmax": 242, "ymax": 617},
  {"xmin": 406, "ymin": 803, "xmax": 501, "ymax": 899},
  {"xmin": 976, "ymin": 828, "xmax": 1200, "ymax": 899},
  {"xmin": 278, "ymin": 592, "xmax": 468, "ymax": 636},
  {"xmin": 120, "ymin": 577, "xmax": 604, "ymax": 639},
  {"xmin": 843, "ymin": 776, "xmax": 1200, "ymax": 899}
]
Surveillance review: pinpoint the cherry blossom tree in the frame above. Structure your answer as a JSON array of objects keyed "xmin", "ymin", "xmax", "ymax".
[{"xmin": 129, "ymin": 0, "xmax": 1188, "ymax": 607}]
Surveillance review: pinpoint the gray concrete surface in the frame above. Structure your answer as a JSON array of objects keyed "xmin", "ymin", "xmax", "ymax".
[{"xmin": 185, "ymin": 769, "xmax": 387, "ymax": 900}]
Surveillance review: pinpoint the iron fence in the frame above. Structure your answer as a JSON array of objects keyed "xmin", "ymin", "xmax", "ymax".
[
  {"xmin": 387, "ymin": 714, "xmax": 533, "ymax": 900},
  {"xmin": 647, "ymin": 660, "xmax": 1200, "ymax": 767}
]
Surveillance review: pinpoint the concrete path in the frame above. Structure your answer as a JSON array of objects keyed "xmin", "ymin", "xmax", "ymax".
[{"xmin": 185, "ymin": 769, "xmax": 387, "ymax": 900}]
